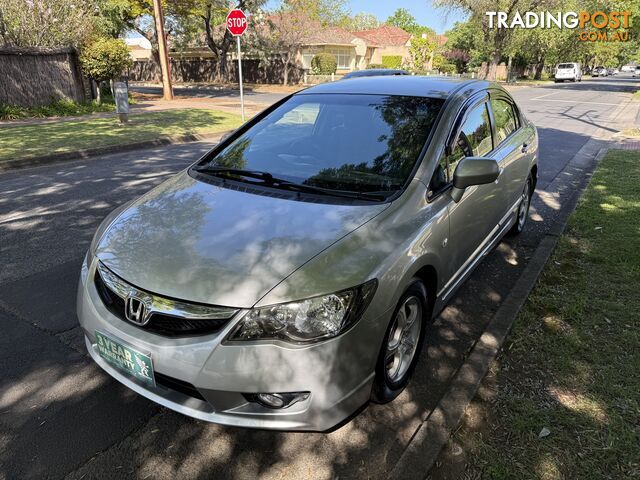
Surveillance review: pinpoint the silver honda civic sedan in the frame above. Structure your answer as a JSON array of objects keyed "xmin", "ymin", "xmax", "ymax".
[{"xmin": 78, "ymin": 77, "xmax": 538, "ymax": 431}]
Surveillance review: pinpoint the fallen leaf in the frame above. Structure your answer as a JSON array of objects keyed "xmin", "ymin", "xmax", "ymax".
[{"xmin": 539, "ymin": 427, "xmax": 551, "ymax": 438}]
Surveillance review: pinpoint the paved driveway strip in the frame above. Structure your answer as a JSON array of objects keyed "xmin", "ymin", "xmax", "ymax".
[{"xmin": 0, "ymin": 77, "xmax": 637, "ymax": 479}]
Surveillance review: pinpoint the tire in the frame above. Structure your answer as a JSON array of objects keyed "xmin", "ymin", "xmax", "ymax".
[
  {"xmin": 371, "ymin": 279, "xmax": 428, "ymax": 404},
  {"xmin": 508, "ymin": 174, "xmax": 533, "ymax": 236}
]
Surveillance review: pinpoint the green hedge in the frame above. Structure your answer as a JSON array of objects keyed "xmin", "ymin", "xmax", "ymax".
[
  {"xmin": 367, "ymin": 63, "xmax": 385, "ymax": 69},
  {"xmin": 381, "ymin": 55, "xmax": 403, "ymax": 69},
  {"xmin": 311, "ymin": 53, "xmax": 337, "ymax": 75}
]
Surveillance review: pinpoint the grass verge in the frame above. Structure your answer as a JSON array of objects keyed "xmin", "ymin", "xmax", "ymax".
[
  {"xmin": 0, "ymin": 109, "xmax": 242, "ymax": 162},
  {"xmin": 436, "ymin": 149, "xmax": 640, "ymax": 480}
]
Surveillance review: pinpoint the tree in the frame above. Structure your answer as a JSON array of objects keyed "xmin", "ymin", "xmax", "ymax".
[
  {"xmin": 94, "ymin": 0, "xmax": 136, "ymax": 38},
  {"xmin": 348, "ymin": 12, "xmax": 378, "ymax": 31},
  {"xmin": 0, "ymin": 0, "xmax": 95, "ymax": 47},
  {"xmin": 409, "ymin": 36, "xmax": 437, "ymax": 70},
  {"xmin": 386, "ymin": 8, "xmax": 420, "ymax": 33},
  {"xmin": 80, "ymin": 37, "xmax": 133, "ymax": 103},
  {"xmin": 290, "ymin": 0, "xmax": 351, "ymax": 27},
  {"xmin": 434, "ymin": 0, "xmax": 533, "ymax": 80},
  {"xmin": 258, "ymin": 5, "xmax": 315, "ymax": 85},
  {"xmin": 190, "ymin": 0, "xmax": 266, "ymax": 80}
]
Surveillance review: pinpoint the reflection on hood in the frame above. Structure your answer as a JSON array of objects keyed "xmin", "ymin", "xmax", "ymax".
[{"xmin": 96, "ymin": 172, "xmax": 388, "ymax": 308}]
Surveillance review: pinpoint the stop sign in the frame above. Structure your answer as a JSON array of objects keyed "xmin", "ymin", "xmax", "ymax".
[{"xmin": 226, "ymin": 9, "xmax": 247, "ymax": 36}]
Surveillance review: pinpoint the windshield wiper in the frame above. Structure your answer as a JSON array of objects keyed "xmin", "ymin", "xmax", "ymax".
[{"xmin": 194, "ymin": 166, "xmax": 388, "ymax": 201}]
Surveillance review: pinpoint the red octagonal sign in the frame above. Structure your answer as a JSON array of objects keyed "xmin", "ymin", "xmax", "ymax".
[{"xmin": 226, "ymin": 9, "xmax": 247, "ymax": 36}]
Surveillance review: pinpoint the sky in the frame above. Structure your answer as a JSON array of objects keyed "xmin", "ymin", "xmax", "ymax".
[
  {"xmin": 264, "ymin": 0, "xmax": 467, "ymax": 33},
  {"xmin": 345, "ymin": 0, "xmax": 465, "ymax": 33}
]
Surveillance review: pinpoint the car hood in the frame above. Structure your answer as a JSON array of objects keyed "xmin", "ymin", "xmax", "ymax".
[{"xmin": 95, "ymin": 171, "xmax": 388, "ymax": 308}]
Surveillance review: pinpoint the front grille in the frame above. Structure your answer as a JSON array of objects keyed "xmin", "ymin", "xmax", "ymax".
[
  {"xmin": 155, "ymin": 372, "xmax": 206, "ymax": 401},
  {"xmin": 94, "ymin": 266, "xmax": 236, "ymax": 338}
]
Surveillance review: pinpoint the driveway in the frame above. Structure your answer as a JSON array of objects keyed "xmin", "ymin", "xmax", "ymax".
[{"xmin": 0, "ymin": 75, "xmax": 637, "ymax": 480}]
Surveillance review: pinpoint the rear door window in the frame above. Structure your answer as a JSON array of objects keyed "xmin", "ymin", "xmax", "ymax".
[{"xmin": 490, "ymin": 98, "xmax": 518, "ymax": 144}]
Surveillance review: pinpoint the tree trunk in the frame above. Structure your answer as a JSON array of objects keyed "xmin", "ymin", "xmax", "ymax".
[
  {"xmin": 94, "ymin": 79, "xmax": 101, "ymax": 104},
  {"xmin": 534, "ymin": 60, "xmax": 545, "ymax": 80},
  {"xmin": 282, "ymin": 53, "xmax": 291, "ymax": 85},
  {"xmin": 487, "ymin": 52, "xmax": 500, "ymax": 81}
]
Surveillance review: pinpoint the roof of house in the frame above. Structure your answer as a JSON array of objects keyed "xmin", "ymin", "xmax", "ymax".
[
  {"xmin": 354, "ymin": 25, "xmax": 411, "ymax": 47},
  {"xmin": 304, "ymin": 25, "xmax": 359, "ymax": 46}
]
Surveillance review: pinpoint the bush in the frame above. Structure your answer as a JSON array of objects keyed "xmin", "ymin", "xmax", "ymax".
[
  {"xmin": 0, "ymin": 99, "xmax": 115, "ymax": 120},
  {"xmin": 381, "ymin": 55, "xmax": 403, "ymax": 69},
  {"xmin": 0, "ymin": 103, "xmax": 25, "ymax": 120},
  {"xmin": 311, "ymin": 53, "xmax": 337, "ymax": 75},
  {"xmin": 80, "ymin": 37, "xmax": 133, "ymax": 83},
  {"xmin": 367, "ymin": 63, "xmax": 386, "ymax": 69}
]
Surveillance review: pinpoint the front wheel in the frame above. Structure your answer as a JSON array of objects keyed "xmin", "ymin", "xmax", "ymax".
[
  {"xmin": 508, "ymin": 174, "xmax": 533, "ymax": 236},
  {"xmin": 371, "ymin": 280, "xmax": 428, "ymax": 403}
]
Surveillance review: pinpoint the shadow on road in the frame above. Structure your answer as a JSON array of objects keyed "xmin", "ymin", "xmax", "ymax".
[{"xmin": 539, "ymin": 76, "xmax": 639, "ymax": 93}]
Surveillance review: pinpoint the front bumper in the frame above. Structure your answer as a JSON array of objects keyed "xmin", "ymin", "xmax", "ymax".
[{"xmin": 77, "ymin": 256, "xmax": 388, "ymax": 431}]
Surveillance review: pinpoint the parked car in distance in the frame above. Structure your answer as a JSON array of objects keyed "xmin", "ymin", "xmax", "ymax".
[
  {"xmin": 554, "ymin": 62, "xmax": 582, "ymax": 82},
  {"xmin": 634, "ymin": 66, "xmax": 640, "ymax": 78},
  {"xmin": 592, "ymin": 66, "xmax": 608, "ymax": 77},
  {"xmin": 607, "ymin": 68, "xmax": 616, "ymax": 76},
  {"xmin": 621, "ymin": 65, "xmax": 636, "ymax": 73},
  {"xmin": 78, "ymin": 77, "xmax": 538, "ymax": 431},
  {"xmin": 342, "ymin": 68, "xmax": 409, "ymax": 79}
]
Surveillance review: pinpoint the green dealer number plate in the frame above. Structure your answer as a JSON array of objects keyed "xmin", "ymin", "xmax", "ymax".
[{"xmin": 95, "ymin": 331, "xmax": 155, "ymax": 387}]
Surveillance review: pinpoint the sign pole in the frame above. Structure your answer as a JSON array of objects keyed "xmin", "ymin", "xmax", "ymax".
[
  {"xmin": 237, "ymin": 35, "xmax": 245, "ymax": 122},
  {"xmin": 226, "ymin": 9, "xmax": 247, "ymax": 122}
]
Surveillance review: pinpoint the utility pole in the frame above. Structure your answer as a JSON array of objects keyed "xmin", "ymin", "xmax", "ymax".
[{"xmin": 152, "ymin": 0, "xmax": 173, "ymax": 100}]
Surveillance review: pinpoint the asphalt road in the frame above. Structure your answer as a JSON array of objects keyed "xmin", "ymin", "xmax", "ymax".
[
  {"xmin": 0, "ymin": 75, "xmax": 637, "ymax": 480},
  {"xmin": 131, "ymin": 84, "xmax": 289, "ymax": 106}
]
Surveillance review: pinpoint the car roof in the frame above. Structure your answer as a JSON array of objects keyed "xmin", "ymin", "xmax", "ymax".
[
  {"xmin": 297, "ymin": 76, "xmax": 492, "ymax": 99},
  {"xmin": 343, "ymin": 69, "xmax": 409, "ymax": 77}
]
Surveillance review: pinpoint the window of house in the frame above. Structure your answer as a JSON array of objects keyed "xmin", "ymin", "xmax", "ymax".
[
  {"xmin": 490, "ymin": 98, "xmax": 518, "ymax": 144},
  {"xmin": 328, "ymin": 48, "xmax": 353, "ymax": 69},
  {"xmin": 302, "ymin": 53, "xmax": 315, "ymax": 69}
]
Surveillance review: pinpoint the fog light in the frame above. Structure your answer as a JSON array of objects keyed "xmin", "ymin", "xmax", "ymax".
[
  {"xmin": 245, "ymin": 391, "xmax": 310, "ymax": 409},
  {"xmin": 257, "ymin": 393, "xmax": 286, "ymax": 408}
]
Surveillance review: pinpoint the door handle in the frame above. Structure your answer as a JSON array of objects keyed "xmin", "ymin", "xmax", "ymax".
[{"xmin": 521, "ymin": 142, "xmax": 530, "ymax": 154}]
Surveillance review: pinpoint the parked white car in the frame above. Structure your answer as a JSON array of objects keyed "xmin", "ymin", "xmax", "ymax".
[
  {"xmin": 555, "ymin": 63, "xmax": 582, "ymax": 82},
  {"xmin": 592, "ymin": 66, "xmax": 608, "ymax": 77},
  {"xmin": 634, "ymin": 66, "xmax": 640, "ymax": 78},
  {"xmin": 621, "ymin": 65, "xmax": 635, "ymax": 73}
]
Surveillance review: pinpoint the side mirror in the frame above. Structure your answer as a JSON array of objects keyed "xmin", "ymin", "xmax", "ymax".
[{"xmin": 450, "ymin": 157, "xmax": 500, "ymax": 203}]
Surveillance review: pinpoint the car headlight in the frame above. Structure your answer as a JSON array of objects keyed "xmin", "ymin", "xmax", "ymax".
[{"xmin": 228, "ymin": 280, "xmax": 377, "ymax": 344}]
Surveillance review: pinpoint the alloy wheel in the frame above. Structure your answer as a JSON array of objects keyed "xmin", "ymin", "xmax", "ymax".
[
  {"xmin": 384, "ymin": 296, "xmax": 422, "ymax": 384},
  {"xmin": 518, "ymin": 179, "xmax": 531, "ymax": 230}
]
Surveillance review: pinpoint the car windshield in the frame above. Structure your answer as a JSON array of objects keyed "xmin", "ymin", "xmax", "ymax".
[
  {"xmin": 198, "ymin": 93, "xmax": 444, "ymax": 195},
  {"xmin": 558, "ymin": 64, "xmax": 574, "ymax": 69}
]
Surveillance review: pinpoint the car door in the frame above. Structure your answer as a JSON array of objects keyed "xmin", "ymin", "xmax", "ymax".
[
  {"xmin": 489, "ymin": 93, "xmax": 536, "ymax": 210},
  {"xmin": 488, "ymin": 94, "xmax": 527, "ymax": 209},
  {"xmin": 438, "ymin": 97, "xmax": 506, "ymax": 299}
]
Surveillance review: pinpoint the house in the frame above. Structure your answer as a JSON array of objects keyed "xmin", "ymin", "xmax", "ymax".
[
  {"xmin": 296, "ymin": 24, "xmax": 448, "ymax": 73},
  {"xmin": 125, "ymin": 37, "xmax": 152, "ymax": 61},
  {"xmin": 353, "ymin": 25, "xmax": 412, "ymax": 66}
]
